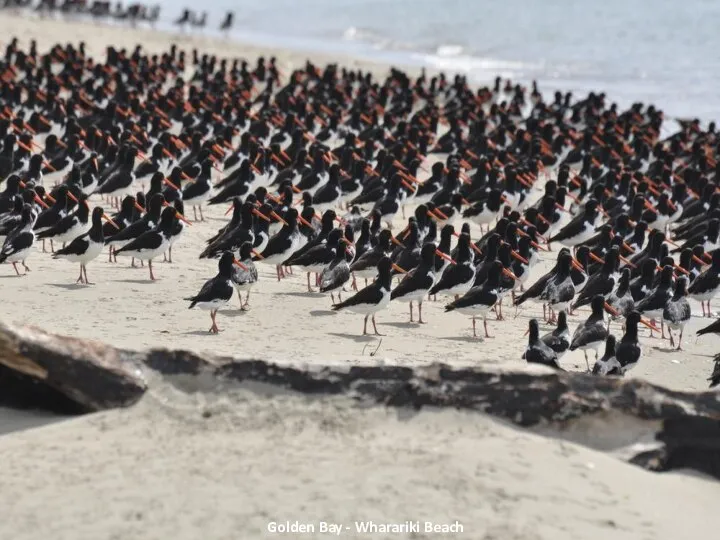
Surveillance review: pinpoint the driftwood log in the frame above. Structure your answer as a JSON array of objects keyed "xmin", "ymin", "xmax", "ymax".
[{"xmin": 1, "ymin": 320, "xmax": 719, "ymax": 479}]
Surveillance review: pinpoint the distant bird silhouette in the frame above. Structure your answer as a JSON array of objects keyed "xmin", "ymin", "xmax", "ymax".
[
  {"xmin": 220, "ymin": 11, "xmax": 234, "ymax": 31},
  {"xmin": 191, "ymin": 11, "xmax": 207, "ymax": 29},
  {"xmin": 174, "ymin": 8, "xmax": 191, "ymax": 29}
]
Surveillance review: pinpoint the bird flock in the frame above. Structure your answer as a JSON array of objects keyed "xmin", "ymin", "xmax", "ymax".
[{"xmin": 0, "ymin": 32, "xmax": 718, "ymax": 388}]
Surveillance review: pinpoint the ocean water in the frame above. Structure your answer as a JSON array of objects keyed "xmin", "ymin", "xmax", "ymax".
[{"xmin": 146, "ymin": 0, "xmax": 720, "ymax": 122}]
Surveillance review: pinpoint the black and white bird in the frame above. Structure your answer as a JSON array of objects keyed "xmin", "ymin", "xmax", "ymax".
[
  {"xmin": 231, "ymin": 241, "xmax": 258, "ymax": 310},
  {"xmin": 187, "ymin": 251, "xmax": 248, "ymax": 333},
  {"xmin": 569, "ymin": 295, "xmax": 609, "ymax": 371},
  {"xmin": 523, "ymin": 318, "xmax": 563, "ymax": 369},
  {"xmin": 52, "ymin": 206, "xmax": 116, "ymax": 284},
  {"xmin": 114, "ymin": 206, "xmax": 179, "ymax": 281},
  {"xmin": 36, "ymin": 194, "xmax": 91, "ymax": 247},
  {"xmin": 636, "ymin": 265, "xmax": 674, "ymax": 337},
  {"xmin": 709, "ymin": 354, "xmax": 720, "ymax": 389},
  {"xmin": 539, "ymin": 310, "xmax": 571, "ymax": 360},
  {"xmin": 319, "ymin": 237, "xmax": 352, "ymax": 305},
  {"xmin": 614, "ymin": 311, "xmax": 647, "ymax": 374},
  {"xmin": 0, "ymin": 205, "xmax": 35, "ymax": 275},
  {"xmin": 663, "ymin": 276, "xmax": 691, "ymax": 350},
  {"xmin": 348, "ymin": 229, "xmax": 394, "ymax": 286},
  {"xmin": 331, "ymin": 256, "xmax": 400, "ymax": 335},
  {"xmin": 592, "ymin": 335, "xmax": 622, "ymax": 376},
  {"xmin": 182, "ymin": 159, "xmax": 214, "ymax": 221},
  {"xmin": 391, "ymin": 243, "xmax": 451, "ymax": 323},
  {"xmin": 444, "ymin": 260, "xmax": 517, "ymax": 338},
  {"xmin": 428, "ymin": 232, "xmax": 476, "ymax": 299},
  {"xmin": 254, "ymin": 207, "xmax": 309, "ymax": 281},
  {"xmin": 688, "ymin": 250, "xmax": 720, "ymax": 317},
  {"xmin": 548, "ymin": 198, "xmax": 600, "ymax": 247}
]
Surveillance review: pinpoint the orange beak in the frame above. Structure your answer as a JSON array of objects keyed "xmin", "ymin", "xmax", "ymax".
[
  {"xmin": 297, "ymin": 214, "xmax": 313, "ymax": 227},
  {"xmin": 589, "ymin": 252, "xmax": 605, "ymax": 265},
  {"xmin": 571, "ymin": 258, "xmax": 584, "ymax": 272},
  {"xmin": 692, "ymin": 255, "xmax": 708, "ymax": 266},
  {"xmin": 603, "ymin": 302, "xmax": 620, "ymax": 317},
  {"xmin": 531, "ymin": 240, "xmax": 548, "ymax": 252},
  {"xmin": 33, "ymin": 194, "xmax": 50, "ymax": 209},
  {"xmin": 252, "ymin": 208, "xmax": 271, "ymax": 222},
  {"xmin": 619, "ymin": 255, "xmax": 636, "ymax": 269},
  {"xmin": 134, "ymin": 202, "xmax": 146, "ymax": 212},
  {"xmin": 102, "ymin": 212, "xmax": 120, "ymax": 230},
  {"xmin": 435, "ymin": 249, "xmax": 457, "ymax": 265},
  {"xmin": 252, "ymin": 249, "xmax": 264, "ymax": 260},
  {"xmin": 502, "ymin": 267, "xmax": 518, "ymax": 280},
  {"xmin": 270, "ymin": 211, "xmax": 288, "ymax": 226},
  {"xmin": 233, "ymin": 258, "xmax": 248, "ymax": 271},
  {"xmin": 391, "ymin": 262, "xmax": 407, "ymax": 274},
  {"xmin": 391, "ymin": 235, "xmax": 405, "ymax": 247},
  {"xmin": 163, "ymin": 177, "xmax": 180, "ymax": 190},
  {"xmin": 511, "ymin": 251, "xmax": 529, "ymax": 265},
  {"xmin": 673, "ymin": 264, "xmax": 690, "ymax": 276}
]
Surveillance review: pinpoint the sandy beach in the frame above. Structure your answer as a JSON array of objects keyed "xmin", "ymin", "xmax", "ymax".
[
  {"xmin": 0, "ymin": 9, "xmax": 719, "ymax": 540},
  {"xmin": 0, "ymin": 9, "xmax": 716, "ymax": 392},
  {"xmin": 1, "ymin": 376, "xmax": 719, "ymax": 540}
]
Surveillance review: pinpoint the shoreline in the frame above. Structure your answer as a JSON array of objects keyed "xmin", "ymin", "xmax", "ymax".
[{"xmin": 0, "ymin": 10, "xmax": 704, "ymax": 128}]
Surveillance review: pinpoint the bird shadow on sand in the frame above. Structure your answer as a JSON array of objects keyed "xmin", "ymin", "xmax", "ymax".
[
  {"xmin": 439, "ymin": 335, "xmax": 485, "ymax": 343},
  {"xmin": 114, "ymin": 278, "xmax": 155, "ymax": 284},
  {"xmin": 182, "ymin": 330, "xmax": 218, "ymax": 336},
  {"xmin": 327, "ymin": 332, "xmax": 378, "ymax": 343},
  {"xmin": 651, "ymin": 346, "xmax": 680, "ymax": 353},
  {"xmin": 222, "ymin": 309, "xmax": 250, "ymax": 318},
  {"xmin": 49, "ymin": 283, "xmax": 89, "ymax": 290},
  {"xmin": 276, "ymin": 291, "xmax": 321, "ymax": 298},
  {"xmin": 0, "ymin": 274, "xmax": 25, "ymax": 279},
  {"xmin": 382, "ymin": 321, "xmax": 421, "ymax": 329},
  {"xmin": 310, "ymin": 309, "xmax": 337, "ymax": 317}
]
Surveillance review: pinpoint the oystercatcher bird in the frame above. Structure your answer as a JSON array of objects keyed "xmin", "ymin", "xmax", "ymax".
[
  {"xmin": 319, "ymin": 237, "xmax": 353, "ymax": 305},
  {"xmin": 231, "ymin": 242, "xmax": 258, "ymax": 310},
  {"xmin": 36, "ymin": 193, "xmax": 91, "ymax": 247},
  {"xmin": 182, "ymin": 159, "xmax": 213, "ymax": 221},
  {"xmin": 636, "ymin": 265, "xmax": 674, "ymax": 337},
  {"xmin": 114, "ymin": 206, "xmax": 180, "ymax": 281},
  {"xmin": 254, "ymin": 207, "xmax": 310, "ymax": 281},
  {"xmin": 605, "ymin": 268, "xmax": 634, "ymax": 328},
  {"xmin": 592, "ymin": 335, "xmax": 622, "ymax": 376},
  {"xmin": 105, "ymin": 193, "xmax": 164, "ymax": 264},
  {"xmin": 391, "ymin": 242, "xmax": 452, "ymax": 323},
  {"xmin": 688, "ymin": 250, "xmax": 720, "ymax": 317},
  {"xmin": 523, "ymin": 318, "xmax": 563, "ymax": 369},
  {"xmin": 539, "ymin": 310, "xmax": 570, "ymax": 360},
  {"xmin": 613, "ymin": 311, "xmax": 647, "ymax": 374},
  {"xmin": 0, "ymin": 205, "xmax": 35, "ymax": 275},
  {"xmin": 52, "ymin": 206, "xmax": 117, "ymax": 284},
  {"xmin": 348, "ymin": 229, "xmax": 394, "ymax": 286},
  {"xmin": 220, "ymin": 11, "xmax": 234, "ymax": 32},
  {"xmin": 697, "ymin": 318, "xmax": 720, "ymax": 337},
  {"xmin": 709, "ymin": 355, "xmax": 720, "ymax": 389},
  {"xmin": 663, "ymin": 276, "xmax": 691, "ymax": 350},
  {"xmin": 548, "ymin": 198, "xmax": 600, "ymax": 248},
  {"xmin": 428, "ymin": 232, "xmax": 475, "ymax": 299},
  {"xmin": 331, "ymin": 256, "xmax": 402, "ymax": 335},
  {"xmin": 569, "ymin": 295, "xmax": 609, "ymax": 371},
  {"xmin": 539, "ymin": 250, "xmax": 583, "ymax": 322},
  {"xmin": 571, "ymin": 246, "xmax": 621, "ymax": 310},
  {"xmin": 284, "ymin": 228, "xmax": 345, "ymax": 292},
  {"xmin": 444, "ymin": 260, "xmax": 517, "ymax": 338},
  {"xmin": 187, "ymin": 251, "xmax": 248, "ymax": 333}
]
